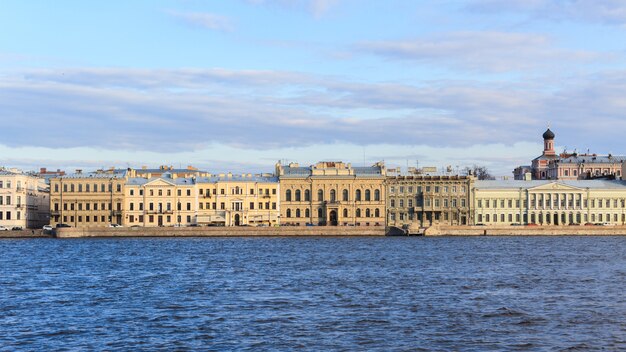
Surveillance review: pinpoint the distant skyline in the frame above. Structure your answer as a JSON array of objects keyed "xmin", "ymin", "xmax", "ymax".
[{"xmin": 2, "ymin": 0, "xmax": 626, "ymax": 175}]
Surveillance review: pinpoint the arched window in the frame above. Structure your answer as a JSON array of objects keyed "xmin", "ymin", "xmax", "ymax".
[
  {"xmin": 375, "ymin": 189, "xmax": 380, "ymax": 201},
  {"xmin": 343, "ymin": 209, "xmax": 348, "ymax": 218},
  {"xmin": 365, "ymin": 190, "xmax": 371, "ymax": 201},
  {"xmin": 286, "ymin": 190, "xmax": 292, "ymax": 201},
  {"xmin": 296, "ymin": 209, "xmax": 301, "ymax": 218},
  {"xmin": 305, "ymin": 208, "xmax": 310, "ymax": 218},
  {"xmin": 286, "ymin": 209, "xmax": 292, "ymax": 218},
  {"xmin": 318, "ymin": 190, "xmax": 324, "ymax": 201},
  {"xmin": 295, "ymin": 190, "xmax": 301, "ymax": 201},
  {"xmin": 366, "ymin": 209, "xmax": 371, "ymax": 217},
  {"xmin": 330, "ymin": 189, "xmax": 336, "ymax": 202},
  {"xmin": 305, "ymin": 190, "xmax": 311, "ymax": 201},
  {"xmin": 356, "ymin": 189, "xmax": 362, "ymax": 201},
  {"xmin": 342, "ymin": 189, "xmax": 349, "ymax": 201},
  {"xmin": 356, "ymin": 208, "xmax": 361, "ymax": 217},
  {"xmin": 375, "ymin": 209, "xmax": 380, "ymax": 217}
]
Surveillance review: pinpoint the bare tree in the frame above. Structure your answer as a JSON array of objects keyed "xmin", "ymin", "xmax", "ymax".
[{"xmin": 463, "ymin": 165, "xmax": 494, "ymax": 180}]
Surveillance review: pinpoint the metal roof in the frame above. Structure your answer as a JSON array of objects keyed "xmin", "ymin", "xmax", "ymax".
[{"xmin": 475, "ymin": 179, "xmax": 626, "ymax": 190}]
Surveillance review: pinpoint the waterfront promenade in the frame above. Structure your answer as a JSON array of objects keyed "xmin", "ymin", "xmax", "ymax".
[{"xmin": 0, "ymin": 225, "xmax": 622, "ymax": 238}]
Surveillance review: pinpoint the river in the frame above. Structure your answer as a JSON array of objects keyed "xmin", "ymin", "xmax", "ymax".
[{"xmin": 1, "ymin": 236, "xmax": 625, "ymax": 351}]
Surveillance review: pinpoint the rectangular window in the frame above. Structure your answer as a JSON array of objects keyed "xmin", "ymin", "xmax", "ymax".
[
  {"xmin": 250, "ymin": 202, "xmax": 254, "ymax": 210},
  {"xmin": 272, "ymin": 202, "xmax": 276, "ymax": 210},
  {"xmin": 220, "ymin": 202, "xmax": 225, "ymax": 210}
]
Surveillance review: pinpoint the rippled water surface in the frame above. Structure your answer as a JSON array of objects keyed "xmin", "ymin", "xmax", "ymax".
[{"xmin": 1, "ymin": 236, "xmax": 626, "ymax": 351}]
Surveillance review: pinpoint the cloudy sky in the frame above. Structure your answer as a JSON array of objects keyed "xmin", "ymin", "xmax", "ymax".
[{"xmin": 2, "ymin": 0, "xmax": 626, "ymax": 176}]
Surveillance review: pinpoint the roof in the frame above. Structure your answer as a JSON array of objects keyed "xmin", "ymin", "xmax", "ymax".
[
  {"xmin": 475, "ymin": 179, "xmax": 626, "ymax": 190},
  {"xmin": 126, "ymin": 175, "xmax": 278, "ymax": 186},
  {"xmin": 280, "ymin": 165, "xmax": 384, "ymax": 177},
  {"xmin": 557, "ymin": 155, "xmax": 626, "ymax": 164},
  {"xmin": 56, "ymin": 170, "xmax": 127, "ymax": 179}
]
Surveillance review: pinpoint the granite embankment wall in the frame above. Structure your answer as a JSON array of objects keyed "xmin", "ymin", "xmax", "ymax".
[
  {"xmin": 0, "ymin": 229, "xmax": 53, "ymax": 238},
  {"xmin": 55, "ymin": 226, "xmax": 386, "ymax": 238},
  {"xmin": 424, "ymin": 225, "xmax": 626, "ymax": 236}
]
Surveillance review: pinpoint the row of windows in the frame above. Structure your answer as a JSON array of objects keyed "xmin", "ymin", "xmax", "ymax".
[
  {"xmin": 477, "ymin": 212, "xmax": 626, "ymax": 224},
  {"xmin": 54, "ymin": 202, "xmax": 121, "ymax": 211},
  {"xmin": 390, "ymin": 212, "xmax": 458, "ymax": 222},
  {"xmin": 560, "ymin": 169, "xmax": 621, "ymax": 177},
  {"xmin": 57, "ymin": 215, "xmax": 111, "ymax": 223},
  {"xmin": 478, "ymin": 198, "xmax": 626, "ymax": 209},
  {"xmin": 285, "ymin": 208, "xmax": 381, "ymax": 218},
  {"xmin": 0, "ymin": 196, "xmax": 13, "ymax": 205},
  {"xmin": 198, "ymin": 202, "xmax": 277, "ymax": 211},
  {"xmin": 128, "ymin": 215, "xmax": 192, "ymax": 224},
  {"xmin": 389, "ymin": 185, "xmax": 466, "ymax": 195},
  {"xmin": 55, "ymin": 183, "xmax": 121, "ymax": 193},
  {"xmin": 198, "ymin": 187, "xmax": 277, "ymax": 196},
  {"xmin": 285, "ymin": 189, "xmax": 381, "ymax": 202},
  {"xmin": 0, "ymin": 180, "xmax": 22, "ymax": 189},
  {"xmin": 0, "ymin": 211, "xmax": 19, "ymax": 220},
  {"xmin": 390, "ymin": 198, "xmax": 467, "ymax": 208},
  {"xmin": 129, "ymin": 188, "xmax": 192, "ymax": 197}
]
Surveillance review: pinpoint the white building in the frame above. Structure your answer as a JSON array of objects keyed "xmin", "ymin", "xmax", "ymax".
[{"xmin": 0, "ymin": 168, "xmax": 50, "ymax": 229}]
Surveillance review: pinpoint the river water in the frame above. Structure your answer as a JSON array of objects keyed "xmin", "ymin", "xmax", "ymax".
[{"xmin": 1, "ymin": 236, "xmax": 625, "ymax": 351}]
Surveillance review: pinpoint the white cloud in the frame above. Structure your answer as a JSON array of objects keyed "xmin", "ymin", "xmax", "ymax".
[
  {"xmin": 357, "ymin": 31, "xmax": 607, "ymax": 72},
  {"xmin": 467, "ymin": 0, "xmax": 626, "ymax": 26},
  {"xmin": 168, "ymin": 11, "xmax": 234, "ymax": 32}
]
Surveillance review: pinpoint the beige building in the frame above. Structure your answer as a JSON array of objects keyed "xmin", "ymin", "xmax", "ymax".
[
  {"xmin": 49, "ymin": 169, "xmax": 126, "ymax": 227},
  {"xmin": 195, "ymin": 173, "xmax": 279, "ymax": 226},
  {"xmin": 124, "ymin": 172, "xmax": 197, "ymax": 227},
  {"xmin": 277, "ymin": 161, "xmax": 386, "ymax": 226},
  {"xmin": 0, "ymin": 168, "xmax": 50, "ymax": 229},
  {"xmin": 387, "ymin": 175, "xmax": 474, "ymax": 229},
  {"xmin": 474, "ymin": 180, "xmax": 626, "ymax": 226}
]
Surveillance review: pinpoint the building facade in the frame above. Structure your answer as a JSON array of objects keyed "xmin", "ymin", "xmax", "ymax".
[
  {"xmin": 277, "ymin": 161, "xmax": 386, "ymax": 226},
  {"xmin": 49, "ymin": 170, "xmax": 126, "ymax": 227},
  {"xmin": 0, "ymin": 168, "xmax": 50, "ymax": 229},
  {"xmin": 474, "ymin": 180, "xmax": 626, "ymax": 226},
  {"xmin": 124, "ymin": 173, "xmax": 197, "ymax": 227},
  {"xmin": 196, "ymin": 174, "xmax": 279, "ymax": 226},
  {"xmin": 386, "ymin": 175, "xmax": 474, "ymax": 229}
]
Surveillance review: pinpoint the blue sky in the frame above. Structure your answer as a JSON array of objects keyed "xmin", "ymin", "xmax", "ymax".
[{"xmin": 2, "ymin": 0, "xmax": 626, "ymax": 176}]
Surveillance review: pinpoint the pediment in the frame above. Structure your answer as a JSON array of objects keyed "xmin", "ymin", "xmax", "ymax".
[
  {"xmin": 144, "ymin": 178, "xmax": 176, "ymax": 187},
  {"xmin": 528, "ymin": 182, "xmax": 583, "ymax": 192}
]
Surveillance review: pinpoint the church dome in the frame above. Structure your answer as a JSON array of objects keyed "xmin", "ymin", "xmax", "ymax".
[{"xmin": 542, "ymin": 128, "xmax": 555, "ymax": 140}]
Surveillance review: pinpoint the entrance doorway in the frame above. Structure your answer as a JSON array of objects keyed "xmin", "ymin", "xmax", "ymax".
[
  {"xmin": 554, "ymin": 213, "xmax": 559, "ymax": 225},
  {"xmin": 329, "ymin": 210, "xmax": 338, "ymax": 226},
  {"xmin": 234, "ymin": 214, "xmax": 241, "ymax": 226},
  {"xmin": 158, "ymin": 215, "xmax": 163, "ymax": 227}
]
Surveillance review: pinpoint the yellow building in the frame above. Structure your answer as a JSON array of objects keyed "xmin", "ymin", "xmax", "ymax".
[
  {"xmin": 277, "ymin": 161, "xmax": 386, "ymax": 226},
  {"xmin": 0, "ymin": 168, "xmax": 50, "ymax": 229},
  {"xmin": 474, "ymin": 180, "xmax": 626, "ymax": 225},
  {"xmin": 49, "ymin": 169, "xmax": 126, "ymax": 227},
  {"xmin": 387, "ymin": 175, "xmax": 474, "ymax": 228},
  {"xmin": 124, "ymin": 172, "xmax": 197, "ymax": 227},
  {"xmin": 195, "ymin": 173, "xmax": 279, "ymax": 226}
]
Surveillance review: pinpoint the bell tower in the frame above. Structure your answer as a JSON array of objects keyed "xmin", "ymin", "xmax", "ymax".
[{"xmin": 542, "ymin": 128, "xmax": 555, "ymax": 156}]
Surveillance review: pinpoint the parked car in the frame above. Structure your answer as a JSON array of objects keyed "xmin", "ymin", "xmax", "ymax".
[
  {"xmin": 584, "ymin": 222, "xmax": 596, "ymax": 226},
  {"xmin": 43, "ymin": 225, "xmax": 53, "ymax": 231},
  {"xmin": 0, "ymin": 226, "xmax": 9, "ymax": 231},
  {"xmin": 11, "ymin": 226, "xmax": 23, "ymax": 231},
  {"xmin": 108, "ymin": 224, "xmax": 122, "ymax": 228},
  {"xmin": 601, "ymin": 222, "xmax": 616, "ymax": 226},
  {"xmin": 526, "ymin": 223, "xmax": 539, "ymax": 227},
  {"xmin": 56, "ymin": 223, "xmax": 71, "ymax": 228}
]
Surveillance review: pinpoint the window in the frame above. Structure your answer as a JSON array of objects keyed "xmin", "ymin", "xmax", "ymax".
[
  {"xmin": 343, "ymin": 189, "xmax": 349, "ymax": 202},
  {"xmin": 318, "ymin": 190, "xmax": 324, "ymax": 201},
  {"xmin": 286, "ymin": 190, "xmax": 292, "ymax": 202},
  {"xmin": 356, "ymin": 209, "xmax": 361, "ymax": 217},
  {"xmin": 330, "ymin": 189, "xmax": 336, "ymax": 202},
  {"xmin": 399, "ymin": 199, "xmax": 404, "ymax": 208},
  {"xmin": 187, "ymin": 190, "xmax": 191, "ymax": 196},
  {"xmin": 375, "ymin": 189, "xmax": 380, "ymax": 201},
  {"xmin": 305, "ymin": 190, "xmax": 310, "ymax": 201},
  {"xmin": 365, "ymin": 190, "xmax": 371, "ymax": 201},
  {"xmin": 356, "ymin": 189, "xmax": 361, "ymax": 201},
  {"xmin": 305, "ymin": 208, "xmax": 310, "ymax": 217},
  {"xmin": 390, "ymin": 199, "xmax": 395, "ymax": 207},
  {"xmin": 250, "ymin": 202, "xmax": 254, "ymax": 210},
  {"xmin": 116, "ymin": 184, "xmax": 121, "ymax": 192},
  {"xmin": 130, "ymin": 203, "xmax": 134, "ymax": 211},
  {"xmin": 295, "ymin": 190, "xmax": 301, "ymax": 201},
  {"xmin": 296, "ymin": 209, "xmax": 301, "ymax": 218},
  {"xmin": 366, "ymin": 209, "xmax": 371, "ymax": 217},
  {"xmin": 375, "ymin": 209, "xmax": 380, "ymax": 217}
]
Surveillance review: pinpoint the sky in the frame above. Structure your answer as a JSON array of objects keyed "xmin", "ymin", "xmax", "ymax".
[{"xmin": 2, "ymin": 0, "xmax": 626, "ymax": 176}]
